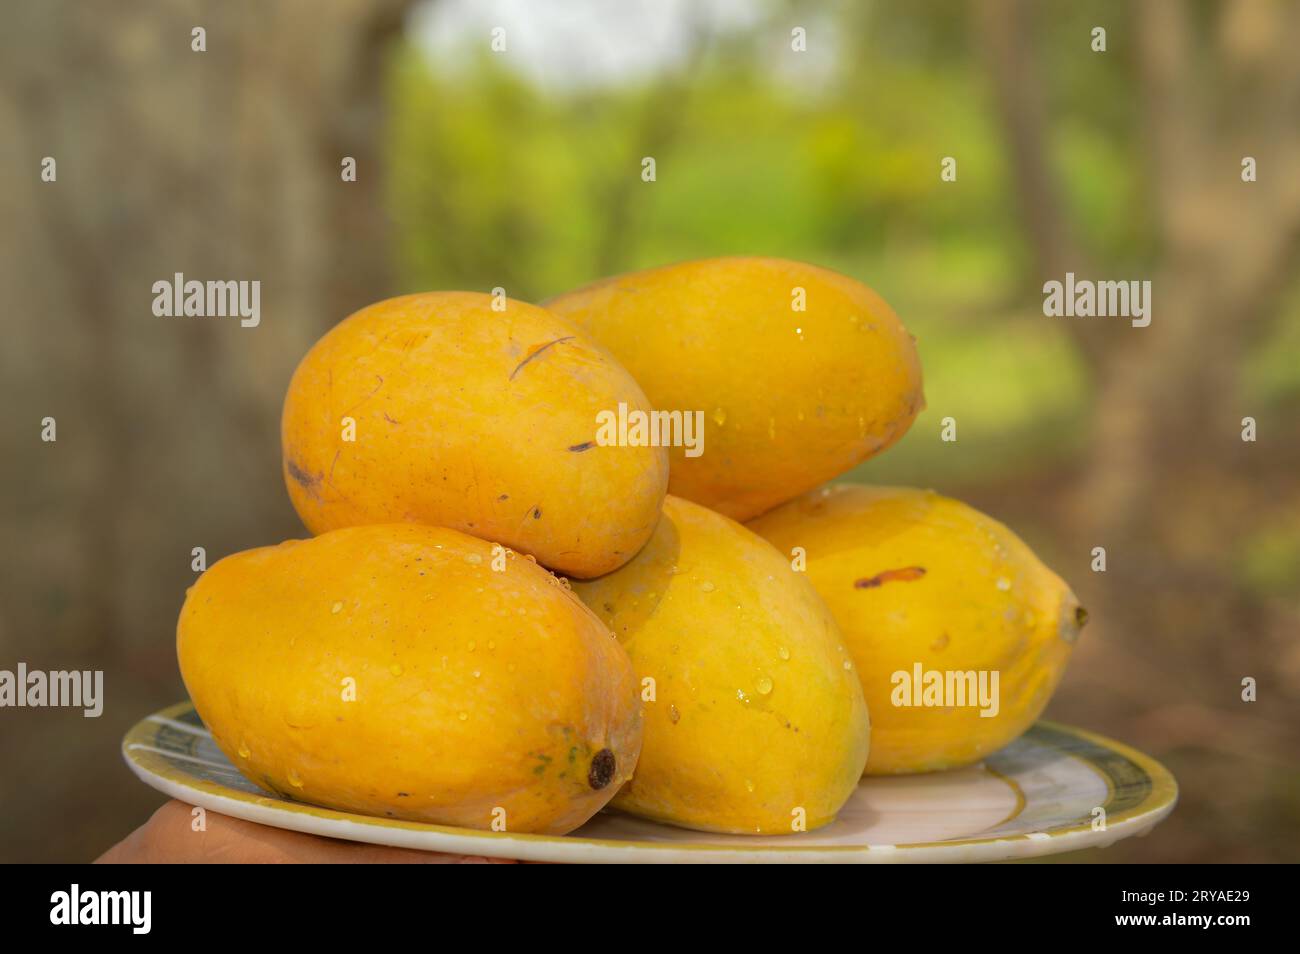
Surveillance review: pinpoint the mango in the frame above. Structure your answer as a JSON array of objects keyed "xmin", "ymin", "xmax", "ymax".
[
  {"xmin": 546, "ymin": 257, "xmax": 923, "ymax": 521},
  {"xmin": 749, "ymin": 484, "xmax": 1085, "ymax": 775},
  {"xmin": 571, "ymin": 496, "xmax": 869, "ymax": 834},
  {"xmin": 281, "ymin": 292, "xmax": 668, "ymax": 578},
  {"xmin": 177, "ymin": 523, "xmax": 642, "ymax": 834}
]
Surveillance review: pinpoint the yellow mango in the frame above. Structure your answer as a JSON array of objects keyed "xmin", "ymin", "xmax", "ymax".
[
  {"xmin": 571, "ymin": 496, "xmax": 870, "ymax": 834},
  {"xmin": 281, "ymin": 292, "xmax": 668, "ymax": 578},
  {"xmin": 546, "ymin": 257, "xmax": 923, "ymax": 521},
  {"xmin": 749, "ymin": 484, "xmax": 1085, "ymax": 775},
  {"xmin": 177, "ymin": 523, "xmax": 642, "ymax": 834}
]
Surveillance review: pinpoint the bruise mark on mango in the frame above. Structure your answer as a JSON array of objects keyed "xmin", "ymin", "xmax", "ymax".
[
  {"xmin": 287, "ymin": 459, "xmax": 323, "ymax": 501},
  {"xmin": 510, "ymin": 336, "xmax": 575, "ymax": 381},
  {"xmin": 855, "ymin": 566, "xmax": 926, "ymax": 589},
  {"xmin": 568, "ymin": 440, "xmax": 596, "ymax": 452}
]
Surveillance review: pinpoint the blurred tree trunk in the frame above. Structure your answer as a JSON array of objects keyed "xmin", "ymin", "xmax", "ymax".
[{"xmin": 0, "ymin": 0, "xmax": 412, "ymax": 657}]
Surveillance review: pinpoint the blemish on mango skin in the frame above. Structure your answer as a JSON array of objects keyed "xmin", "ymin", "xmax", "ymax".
[
  {"xmin": 854, "ymin": 566, "xmax": 926, "ymax": 589},
  {"xmin": 286, "ymin": 459, "xmax": 323, "ymax": 500},
  {"xmin": 509, "ymin": 335, "xmax": 576, "ymax": 381},
  {"xmin": 568, "ymin": 441, "xmax": 596, "ymax": 452}
]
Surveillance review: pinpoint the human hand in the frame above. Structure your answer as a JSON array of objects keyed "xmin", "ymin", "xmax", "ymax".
[{"xmin": 96, "ymin": 800, "xmax": 516, "ymax": 864}]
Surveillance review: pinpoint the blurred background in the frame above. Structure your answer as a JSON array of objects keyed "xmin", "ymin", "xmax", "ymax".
[{"xmin": 1, "ymin": 0, "xmax": 1297, "ymax": 862}]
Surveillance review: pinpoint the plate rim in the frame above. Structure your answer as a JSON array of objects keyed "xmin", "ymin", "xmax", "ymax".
[{"xmin": 122, "ymin": 701, "xmax": 1178, "ymax": 863}]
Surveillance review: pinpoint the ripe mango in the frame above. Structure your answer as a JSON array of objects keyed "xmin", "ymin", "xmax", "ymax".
[
  {"xmin": 749, "ymin": 485, "xmax": 1085, "ymax": 775},
  {"xmin": 281, "ymin": 292, "xmax": 668, "ymax": 578},
  {"xmin": 177, "ymin": 523, "xmax": 642, "ymax": 834},
  {"xmin": 571, "ymin": 496, "xmax": 870, "ymax": 834},
  {"xmin": 546, "ymin": 257, "xmax": 923, "ymax": 521}
]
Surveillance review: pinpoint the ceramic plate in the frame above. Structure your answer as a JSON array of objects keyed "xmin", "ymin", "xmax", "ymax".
[{"xmin": 123, "ymin": 701, "xmax": 1176, "ymax": 863}]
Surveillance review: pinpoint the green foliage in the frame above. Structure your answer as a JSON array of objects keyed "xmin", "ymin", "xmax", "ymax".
[
  {"xmin": 384, "ymin": 8, "xmax": 1295, "ymax": 490},
  {"xmin": 1239, "ymin": 524, "xmax": 1300, "ymax": 601}
]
